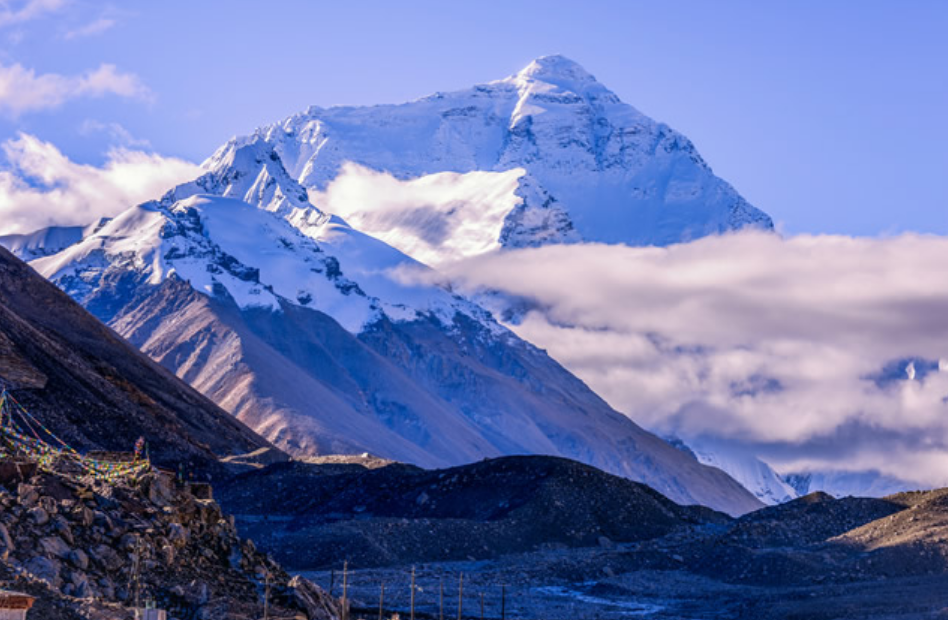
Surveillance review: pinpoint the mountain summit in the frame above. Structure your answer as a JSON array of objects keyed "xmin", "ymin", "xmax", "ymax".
[
  {"xmin": 511, "ymin": 54, "xmax": 599, "ymax": 90},
  {"xmin": 201, "ymin": 55, "xmax": 772, "ymax": 266}
]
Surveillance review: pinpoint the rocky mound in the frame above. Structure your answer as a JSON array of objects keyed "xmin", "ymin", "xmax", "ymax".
[
  {"xmin": 216, "ymin": 455, "xmax": 729, "ymax": 570},
  {"xmin": 723, "ymin": 491, "xmax": 903, "ymax": 548},
  {"xmin": 0, "ymin": 467, "xmax": 339, "ymax": 619},
  {"xmin": 614, "ymin": 491, "xmax": 910, "ymax": 587},
  {"xmin": 0, "ymin": 246, "xmax": 271, "ymax": 474},
  {"xmin": 832, "ymin": 488, "xmax": 948, "ymax": 577}
]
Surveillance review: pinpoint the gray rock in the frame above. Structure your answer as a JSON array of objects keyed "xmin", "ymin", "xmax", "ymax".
[
  {"xmin": 24, "ymin": 555, "xmax": 62, "ymax": 588},
  {"xmin": 68, "ymin": 548, "xmax": 89, "ymax": 570},
  {"xmin": 168, "ymin": 522, "xmax": 189, "ymax": 548},
  {"xmin": 53, "ymin": 516, "xmax": 75, "ymax": 545},
  {"xmin": 0, "ymin": 523, "xmax": 13, "ymax": 560},
  {"xmin": 17, "ymin": 483, "xmax": 38, "ymax": 508},
  {"xmin": 40, "ymin": 535, "xmax": 71, "ymax": 559},
  {"xmin": 28, "ymin": 506, "xmax": 49, "ymax": 526},
  {"xmin": 90, "ymin": 543, "xmax": 123, "ymax": 571},
  {"xmin": 159, "ymin": 544, "xmax": 175, "ymax": 566}
]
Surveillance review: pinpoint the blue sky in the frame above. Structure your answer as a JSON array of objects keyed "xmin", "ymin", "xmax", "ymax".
[{"xmin": 0, "ymin": 0, "xmax": 945, "ymax": 235}]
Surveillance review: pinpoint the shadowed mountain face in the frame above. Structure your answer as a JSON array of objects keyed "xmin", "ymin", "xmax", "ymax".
[
  {"xmin": 0, "ymin": 246, "xmax": 270, "ymax": 472},
  {"xmin": 104, "ymin": 267, "xmax": 762, "ymax": 516},
  {"xmin": 215, "ymin": 454, "xmax": 730, "ymax": 570}
]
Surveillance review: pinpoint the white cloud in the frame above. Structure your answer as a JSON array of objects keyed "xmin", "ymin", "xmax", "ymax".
[
  {"xmin": 0, "ymin": 133, "xmax": 200, "ymax": 234},
  {"xmin": 0, "ymin": 61, "xmax": 151, "ymax": 116},
  {"xmin": 63, "ymin": 16, "xmax": 115, "ymax": 39},
  {"xmin": 418, "ymin": 233, "xmax": 948, "ymax": 487},
  {"xmin": 0, "ymin": 0, "xmax": 66, "ymax": 28},
  {"xmin": 310, "ymin": 163, "xmax": 524, "ymax": 267}
]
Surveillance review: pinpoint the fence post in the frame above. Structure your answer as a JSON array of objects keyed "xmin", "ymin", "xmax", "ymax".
[
  {"xmin": 501, "ymin": 583, "xmax": 506, "ymax": 620},
  {"xmin": 457, "ymin": 573, "xmax": 463, "ymax": 620},
  {"xmin": 410, "ymin": 566, "xmax": 416, "ymax": 620},
  {"xmin": 342, "ymin": 561, "xmax": 349, "ymax": 620},
  {"xmin": 378, "ymin": 581, "xmax": 385, "ymax": 620}
]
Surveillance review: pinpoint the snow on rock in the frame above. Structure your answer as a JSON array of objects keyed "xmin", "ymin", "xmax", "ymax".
[
  {"xmin": 202, "ymin": 54, "xmax": 772, "ymax": 267},
  {"xmin": 29, "ymin": 193, "xmax": 496, "ymax": 334}
]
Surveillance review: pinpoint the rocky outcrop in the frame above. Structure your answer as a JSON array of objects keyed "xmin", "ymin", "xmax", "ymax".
[{"xmin": 0, "ymin": 468, "xmax": 339, "ymax": 620}]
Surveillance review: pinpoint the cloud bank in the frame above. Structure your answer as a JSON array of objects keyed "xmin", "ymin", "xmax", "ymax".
[
  {"xmin": 0, "ymin": 62, "xmax": 151, "ymax": 116},
  {"xmin": 425, "ymin": 233, "xmax": 948, "ymax": 486},
  {"xmin": 0, "ymin": 133, "xmax": 200, "ymax": 234}
]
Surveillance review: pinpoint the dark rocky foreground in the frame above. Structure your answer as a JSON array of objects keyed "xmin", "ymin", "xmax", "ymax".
[
  {"xmin": 0, "ymin": 466, "xmax": 339, "ymax": 620},
  {"xmin": 220, "ymin": 455, "xmax": 948, "ymax": 619},
  {"xmin": 216, "ymin": 454, "xmax": 729, "ymax": 570}
]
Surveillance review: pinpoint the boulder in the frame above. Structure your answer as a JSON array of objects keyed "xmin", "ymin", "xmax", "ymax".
[
  {"xmin": 90, "ymin": 543, "xmax": 123, "ymax": 571},
  {"xmin": 17, "ymin": 483, "xmax": 38, "ymax": 507},
  {"xmin": 24, "ymin": 555, "xmax": 62, "ymax": 589},
  {"xmin": 28, "ymin": 505, "xmax": 49, "ymax": 525},
  {"xmin": 40, "ymin": 535, "xmax": 71, "ymax": 559},
  {"xmin": 68, "ymin": 548, "xmax": 89, "ymax": 570}
]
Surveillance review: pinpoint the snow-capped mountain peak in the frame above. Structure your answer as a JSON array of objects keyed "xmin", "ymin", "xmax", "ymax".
[
  {"xmin": 196, "ymin": 55, "xmax": 772, "ymax": 268},
  {"xmin": 511, "ymin": 54, "xmax": 598, "ymax": 89}
]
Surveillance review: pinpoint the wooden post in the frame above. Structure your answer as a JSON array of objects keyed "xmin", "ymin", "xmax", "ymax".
[
  {"xmin": 457, "ymin": 573, "xmax": 463, "ymax": 620},
  {"xmin": 330, "ymin": 569, "xmax": 335, "ymax": 597},
  {"xmin": 263, "ymin": 572, "xmax": 270, "ymax": 620},
  {"xmin": 439, "ymin": 578, "xmax": 444, "ymax": 620},
  {"xmin": 344, "ymin": 563, "xmax": 350, "ymax": 620},
  {"xmin": 378, "ymin": 581, "xmax": 385, "ymax": 620},
  {"xmin": 480, "ymin": 592, "xmax": 484, "ymax": 620},
  {"xmin": 410, "ymin": 566, "xmax": 416, "ymax": 620},
  {"xmin": 501, "ymin": 584, "xmax": 506, "ymax": 620}
]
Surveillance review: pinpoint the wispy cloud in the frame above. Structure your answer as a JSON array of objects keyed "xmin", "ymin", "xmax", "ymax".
[
  {"xmin": 63, "ymin": 15, "xmax": 115, "ymax": 39},
  {"xmin": 0, "ymin": 133, "xmax": 200, "ymax": 234},
  {"xmin": 0, "ymin": 61, "xmax": 152, "ymax": 116},
  {"xmin": 415, "ymin": 233, "xmax": 948, "ymax": 487},
  {"xmin": 0, "ymin": 0, "xmax": 67, "ymax": 28},
  {"xmin": 78, "ymin": 119, "xmax": 150, "ymax": 148}
]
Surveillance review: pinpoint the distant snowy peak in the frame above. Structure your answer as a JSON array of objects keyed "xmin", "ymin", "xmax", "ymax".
[
  {"xmin": 176, "ymin": 138, "xmax": 324, "ymax": 222},
  {"xmin": 783, "ymin": 470, "xmax": 917, "ymax": 499},
  {"xmin": 675, "ymin": 437, "xmax": 798, "ymax": 505},
  {"xmin": 206, "ymin": 55, "xmax": 772, "ymax": 265},
  {"xmin": 0, "ymin": 218, "xmax": 110, "ymax": 260}
]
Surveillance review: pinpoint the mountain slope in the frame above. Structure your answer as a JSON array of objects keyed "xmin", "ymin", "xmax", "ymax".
[
  {"xmin": 206, "ymin": 54, "xmax": 772, "ymax": 267},
  {"xmin": 5, "ymin": 190, "xmax": 761, "ymax": 515},
  {"xmin": 0, "ymin": 245, "xmax": 270, "ymax": 471}
]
